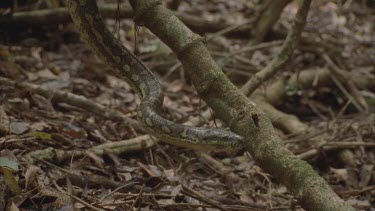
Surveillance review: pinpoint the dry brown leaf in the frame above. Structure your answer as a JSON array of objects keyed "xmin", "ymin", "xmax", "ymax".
[
  {"xmin": 8, "ymin": 202, "xmax": 19, "ymax": 211},
  {"xmin": 330, "ymin": 167, "xmax": 348, "ymax": 181},
  {"xmin": 0, "ymin": 156, "xmax": 21, "ymax": 194},
  {"xmin": 166, "ymin": 79, "xmax": 184, "ymax": 93},
  {"xmin": 171, "ymin": 185, "xmax": 182, "ymax": 196}
]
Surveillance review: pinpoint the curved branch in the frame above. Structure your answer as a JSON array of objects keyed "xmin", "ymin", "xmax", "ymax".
[
  {"xmin": 249, "ymin": 0, "xmax": 291, "ymax": 45},
  {"xmin": 129, "ymin": 0, "xmax": 355, "ymax": 210},
  {"xmin": 241, "ymin": 1, "xmax": 311, "ymax": 96}
]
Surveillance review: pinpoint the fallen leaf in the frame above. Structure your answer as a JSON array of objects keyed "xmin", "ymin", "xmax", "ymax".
[
  {"xmin": 28, "ymin": 132, "xmax": 52, "ymax": 140},
  {"xmin": 36, "ymin": 68, "xmax": 58, "ymax": 79},
  {"xmin": 171, "ymin": 185, "xmax": 182, "ymax": 196},
  {"xmin": 166, "ymin": 80, "xmax": 184, "ymax": 93},
  {"xmin": 0, "ymin": 157, "xmax": 21, "ymax": 194},
  {"xmin": 9, "ymin": 122, "xmax": 30, "ymax": 134},
  {"xmin": 330, "ymin": 167, "xmax": 348, "ymax": 181},
  {"xmin": 29, "ymin": 121, "xmax": 51, "ymax": 131},
  {"xmin": 8, "ymin": 202, "xmax": 19, "ymax": 211}
]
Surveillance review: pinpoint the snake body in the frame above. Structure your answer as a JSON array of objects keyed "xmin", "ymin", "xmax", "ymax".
[{"xmin": 65, "ymin": 0, "xmax": 243, "ymax": 151}]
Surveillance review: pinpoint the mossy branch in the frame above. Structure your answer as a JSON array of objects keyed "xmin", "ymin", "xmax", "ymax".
[{"xmin": 129, "ymin": 0, "xmax": 355, "ymax": 210}]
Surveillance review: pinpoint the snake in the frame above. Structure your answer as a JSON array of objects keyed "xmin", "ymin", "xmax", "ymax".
[{"xmin": 64, "ymin": 0, "xmax": 243, "ymax": 151}]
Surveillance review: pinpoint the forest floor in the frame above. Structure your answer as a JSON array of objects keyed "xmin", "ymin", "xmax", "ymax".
[{"xmin": 0, "ymin": 0, "xmax": 374, "ymax": 210}]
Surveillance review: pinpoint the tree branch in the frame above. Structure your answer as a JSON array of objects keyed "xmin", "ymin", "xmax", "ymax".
[
  {"xmin": 129, "ymin": 0, "xmax": 355, "ymax": 210},
  {"xmin": 241, "ymin": 0, "xmax": 311, "ymax": 96},
  {"xmin": 249, "ymin": 0, "xmax": 291, "ymax": 45},
  {"xmin": 0, "ymin": 3, "xmax": 245, "ymax": 36}
]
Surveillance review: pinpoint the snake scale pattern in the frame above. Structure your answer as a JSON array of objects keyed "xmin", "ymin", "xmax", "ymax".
[{"xmin": 65, "ymin": 0, "xmax": 243, "ymax": 151}]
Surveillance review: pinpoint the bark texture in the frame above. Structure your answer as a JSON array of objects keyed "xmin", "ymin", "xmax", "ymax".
[{"xmin": 129, "ymin": 0, "xmax": 355, "ymax": 210}]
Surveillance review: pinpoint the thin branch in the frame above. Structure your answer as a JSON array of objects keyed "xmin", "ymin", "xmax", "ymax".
[
  {"xmin": 297, "ymin": 141, "xmax": 375, "ymax": 160},
  {"xmin": 241, "ymin": 0, "xmax": 312, "ymax": 96},
  {"xmin": 181, "ymin": 185, "xmax": 230, "ymax": 211},
  {"xmin": 0, "ymin": 105, "xmax": 10, "ymax": 135},
  {"xmin": 128, "ymin": 185, "xmax": 144, "ymax": 210},
  {"xmin": 52, "ymin": 180, "xmax": 104, "ymax": 211},
  {"xmin": 322, "ymin": 53, "xmax": 368, "ymax": 112},
  {"xmin": 248, "ymin": 0, "xmax": 291, "ymax": 45}
]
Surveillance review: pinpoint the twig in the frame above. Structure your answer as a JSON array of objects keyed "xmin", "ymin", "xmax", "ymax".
[
  {"xmin": 210, "ymin": 40, "xmax": 283, "ymax": 78},
  {"xmin": 161, "ymin": 203, "xmax": 262, "ymax": 210},
  {"xmin": 232, "ymin": 40, "xmax": 283, "ymax": 55},
  {"xmin": 331, "ymin": 74, "xmax": 364, "ymax": 112},
  {"xmin": 23, "ymin": 134, "xmax": 156, "ymax": 164},
  {"xmin": 206, "ymin": 20, "xmax": 253, "ymax": 41},
  {"xmin": 53, "ymin": 180, "xmax": 104, "ymax": 211},
  {"xmin": 325, "ymin": 141, "xmax": 375, "ymax": 148},
  {"xmin": 0, "ymin": 105, "xmax": 9, "ymax": 135},
  {"xmin": 297, "ymin": 141, "xmax": 375, "ymax": 160},
  {"xmin": 181, "ymin": 185, "xmax": 230, "ymax": 211},
  {"xmin": 199, "ymin": 152, "xmax": 231, "ymax": 174},
  {"xmin": 99, "ymin": 183, "xmax": 139, "ymax": 203},
  {"xmin": 91, "ymin": 134, "xmax": 155, "ymax": 154},
  {"xmin": 160, "ymin": 203, "xmax": 214, "ymax": 209},
  {"xmin": 128, "ymin": 184, "xmax": 145, "ymax": 210},
  {"xmin": 39, "ymin": 156, "xmax": 139, "ymax": 201},
  {"xmin": 241, "ymin": 0, "xmax": 312, "ymax": 96},
  {"xmin": 337, "ymin": 185, "xmax": 375, "ymax": 196},
  {"xmin": 322, "ymin": 54, "xmax": 368, "ymax": 112}
]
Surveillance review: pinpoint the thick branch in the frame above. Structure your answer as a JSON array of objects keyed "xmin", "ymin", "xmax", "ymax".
[
  {"xmin": 0, "ymin": 4, "xmax": 133, "ymax": 26},
  {"xmin": 129, "ymin": 0, "xmax": 354, "ymax": 210},
  {"xmin": 249, "ymin": 0, "xmax": 291, "ymax": 45},
  {"xmin": 0, "ymin": 3, "xmax": 239, "ymax": 35},
  {"xmin": 263, "ymin": 68, "xmax": 375, "ymax": 107},
  {"xmin": 251, "ymin": 96, "xmax": 308, "ymax": 134}
]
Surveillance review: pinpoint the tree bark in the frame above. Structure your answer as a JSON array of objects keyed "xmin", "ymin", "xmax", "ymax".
[
  {"xmin": 129, "ymin": 0, "xmax": 355, "ymax": 210},
  {"xmin": 0, "ymin": 3, "xmax": 244, "ymax": 35},
  {"xmin": 249, "ymin": 0, "xmax": 291, "ymax": 45}
]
